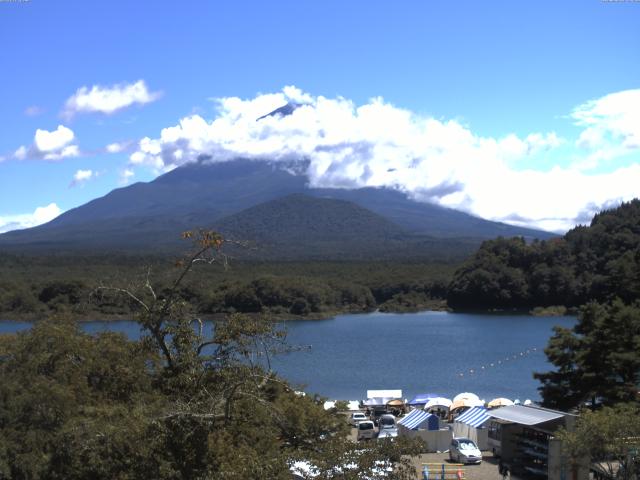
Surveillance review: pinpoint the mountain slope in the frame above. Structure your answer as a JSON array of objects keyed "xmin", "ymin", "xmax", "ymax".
[
  {"xmin": 0, "ymin": 159, "xmax": 554, "ymax": 255},
  {"xmin": 208, "ymin": 194, "xmax": 480, "ymax": 260}
]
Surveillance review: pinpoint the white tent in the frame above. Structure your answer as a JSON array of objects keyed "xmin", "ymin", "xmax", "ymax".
[
  {"xmin": 423, "ymin": 397, "xmax": 452, "ymax": 409},
  {"xmin": 367, "ymin": 389, "xmax": 402, "ymax": 399},
  {"xmin": 363, "ymin": 397, "xmax": 397, "ymax": 406}
]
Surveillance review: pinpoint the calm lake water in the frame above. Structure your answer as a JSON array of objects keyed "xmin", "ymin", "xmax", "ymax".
[{"xmin": 0, "ymin": 311, "xmax": 574, "ymax": 402}]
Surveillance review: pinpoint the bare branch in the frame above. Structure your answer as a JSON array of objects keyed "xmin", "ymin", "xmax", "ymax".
[
  {"xmin": 145, "ymin": 267, "xmax": 157, "ymax": 301},
  {"xmin": 93, "ymin": 286, "xmax": 150, "ymax": 312}
]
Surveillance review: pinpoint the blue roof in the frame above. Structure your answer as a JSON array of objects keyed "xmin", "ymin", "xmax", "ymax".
[
  {"xmin": 455, "ymin": 407, "xmax": 490, "ymax": 428},
  {"xmin": 398, "ymin": 409, "xmax": 437, "ymax": 430}
]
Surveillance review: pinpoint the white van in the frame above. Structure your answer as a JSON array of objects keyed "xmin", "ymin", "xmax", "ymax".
[{"xmin": 357, "ymin": 421, "xmax": 376, "ymax": 440}]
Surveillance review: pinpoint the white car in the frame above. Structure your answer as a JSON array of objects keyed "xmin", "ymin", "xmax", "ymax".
[
  {"xmin": 349, "ymin": 412, "xmax": 368, "ymax": 426},
  {"xmin": 449, "ymin": 437, "xmax": 482, "ymax": 464},
  {"xmin": 356, "ymin": 421, "xmax": 376, "ymax": 440}
]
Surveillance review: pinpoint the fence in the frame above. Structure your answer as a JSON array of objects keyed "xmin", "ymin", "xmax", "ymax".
[{"xmin": 421, "ymin": 463, "xmax": 466, "ymax": 480}]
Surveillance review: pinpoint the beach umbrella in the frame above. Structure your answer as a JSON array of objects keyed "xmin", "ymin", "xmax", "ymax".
[
  {"xmin": 514, "ymin": 399, "xmax": 521, "ymax": 405},
  {"xmin": 453, "ymin": 392, "xmax": 480, "ymax": 403},
  {"xmin": 523, "ymin": 399, "xmax": 532, "ymax": 406},
  {"xmin": 487, "ymin": 397, "xmax": 514, "ymax": 408},
  {"xmin": 423, "ymin": 397, "xmax": 452, "ymax": 409},
  {"xmin": 450, "ymin": 397, "xmax": 485, "ymax": 411}
]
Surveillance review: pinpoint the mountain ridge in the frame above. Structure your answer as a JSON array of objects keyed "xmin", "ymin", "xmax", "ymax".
[{"xmin": 0, "ymin": 159, "xmax": 555, "ymax": 257}]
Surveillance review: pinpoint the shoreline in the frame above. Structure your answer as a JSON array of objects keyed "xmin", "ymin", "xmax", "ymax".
[{"xmin": 0, "ymin": 301, "xmax": 577, "ymax": 323}]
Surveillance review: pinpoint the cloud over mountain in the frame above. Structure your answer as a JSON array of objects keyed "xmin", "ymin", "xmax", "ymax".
[
  {"xmin": 0, "ymin": 203, "xmax": 62, "ymax": 234},
  {"xmin": 128, "ymin": 86, "xmax": 640, "ymax": 232}
]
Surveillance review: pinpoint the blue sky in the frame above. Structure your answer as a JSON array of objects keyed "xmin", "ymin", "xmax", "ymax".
[{"xmin": 1, "ymin": 0, "xmax": 639, "ymax": 233}]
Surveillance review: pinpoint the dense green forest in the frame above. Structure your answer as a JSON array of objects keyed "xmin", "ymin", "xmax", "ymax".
[
  {"xmin": 3, "ymin": 200, "xmax": 639, "ymax": 320},
  {"xmin": 0, "ymin": 254, "xmax": 454, "ymax": 321},
  {"xmin": 0, "ymin": 235, "xmax": 424, "ymax": 478},
  {"xmin": 447, "ymin": 199, "xmax": 640, "ymax": 311}
]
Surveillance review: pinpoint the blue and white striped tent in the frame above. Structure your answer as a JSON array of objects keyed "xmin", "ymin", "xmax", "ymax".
[
  {"xmin": 397, "ymin": 409, "xmax": 438, "ymax": 431},
  {"xmin": 455, "ymin": 407, "xmax": 490, "ymax": 428},
  {"xmin": 452, "ymin": 406, "xmax": 490, "ymax": 450}
]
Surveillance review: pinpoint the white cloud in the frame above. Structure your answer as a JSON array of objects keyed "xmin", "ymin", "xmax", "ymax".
[
  {"xmin": 24, "ymin": 105, "xmax": 44, "ymax": 117},
  {"xmin": 106, "ymin": 142, "xmax": 124, "ymax": 153},
  {"xmin": 14, "ymin": 125, "xmax": 80, "ymax": 161},
  {"xmin": 63, "ymin": 80, "xmax": 161, "ymax": 118},
  {"xmin": 0, "ymin": 203, "xmax": 63, "ymax": 234},
  {"xmin": 118, "ymin": 168, "xmax": 135, "ymax": 185},
  {"xmin": 35, "ymin": 125, "xmax": 75, "ymax": 152},
  {"xmin": 105, "ymin": 140, "xmax": 134, "ymax": 154},
  {"xmin": 69, "ymin": 169, "xmax": 97, "ymax": 187},
  {"xmin": 128, "ymin": 86, "xmax": 640, "ymax": 232},
  {"xmin": 571, "ymin": 89, "xmax": 640, "ymax": 167}
]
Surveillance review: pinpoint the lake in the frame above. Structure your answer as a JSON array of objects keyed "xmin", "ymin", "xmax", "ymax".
[{"xmin": 0, "ymin": 310, "xmax": 574, "ymax": 402}]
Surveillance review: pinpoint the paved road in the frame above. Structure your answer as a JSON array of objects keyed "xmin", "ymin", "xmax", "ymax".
[{"xmin": 409, "ymin": 452, "xmax": 518, "ymax": 480}]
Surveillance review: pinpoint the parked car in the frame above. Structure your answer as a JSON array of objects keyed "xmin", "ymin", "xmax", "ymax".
[
  {"xmin": 449, "ymin": 437, "xmax": 482, "ymax": 464},
  {"xmin": 377, "ymin": 427, "xmax": 398, "ymax": 440},
  {"xmin": 372, "ymin": 409, "xmax": 391, "ymax": 425},
  {"xmin": 378, "ymin": 414, "xmax": 396, "ymax": 429},
  {"xmin": 356, "ymin": 421, "xmax": 376, "ymax": 441},
  {"xmin": 349, "ymin": 412, "xmax": 368, "ymax": 426}
]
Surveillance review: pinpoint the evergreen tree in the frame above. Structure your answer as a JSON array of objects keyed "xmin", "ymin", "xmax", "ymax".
[{"xmin": 535, "ymin": 299, "xmax": 640, "ymax": 410}]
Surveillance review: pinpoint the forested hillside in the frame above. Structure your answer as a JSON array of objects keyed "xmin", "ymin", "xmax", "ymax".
[
  {"xmin": 0, "ymin": 254, "xmax": 454, "ymax": 320},
  {"xmin": 447, "ymin": 199, "xmax": 640, "ymax": 310}
]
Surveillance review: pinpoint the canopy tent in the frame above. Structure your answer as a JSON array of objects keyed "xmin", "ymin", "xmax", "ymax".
[
  {"xmin": 455, "ymin": 407, "xmax": 490, "ymax": 428},
  {"xmin": 487, "ymin": 405, "xmax": 565, "ymax": 426},
  {"xmin": 453, "ymin": 406, "xmax": 490, "ymax": 449},
  {"xmin": 487, "ymin": 398, "xmax": 514, "ymax": 408},
  {"xmin": 408, "ymin": 393, "xmax": 440, "ymax": 406},
  {"xmin": 423, "ymin": 397, "xmax": 452, "ymax": 409},
  {"xmin": 397, "ymin": 409, "xmax": 439, "ymax": 431}
]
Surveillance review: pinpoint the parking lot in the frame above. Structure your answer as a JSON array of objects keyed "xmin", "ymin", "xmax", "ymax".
[{"xmin": 348, "ymin": 424, "xmax": 517, "ymax": 480}]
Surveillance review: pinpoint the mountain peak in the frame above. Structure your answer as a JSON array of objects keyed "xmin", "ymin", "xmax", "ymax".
[{"xmin": 256, "ymin": 102, "xmax": 302, "ymax": 121}]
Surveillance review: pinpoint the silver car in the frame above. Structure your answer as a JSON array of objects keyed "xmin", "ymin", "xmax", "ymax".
[
  {"xmin": 349, "ymin": 412, "xmax": 368, "ymax": 426},
  {"xmin": 378, "ymin": 414, "xmax": 396, "ymax": 430},
  {"xmin": 377, "ymin": 427, "xmax": 398, "ymax": 440},
  {"xmin": 449, "ymin": 437, "xmax": 482, "ymax": 464}
]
